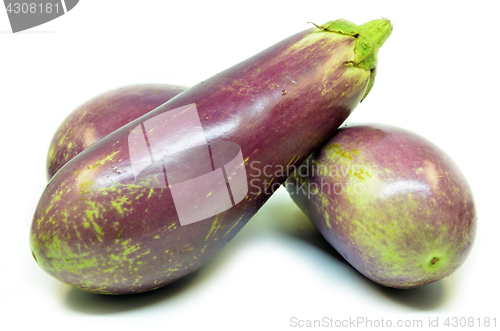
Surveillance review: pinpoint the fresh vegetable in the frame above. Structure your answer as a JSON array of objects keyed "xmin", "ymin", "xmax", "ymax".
[
  {"xmin": 286, "ymin": 123, "xmax": 477, "ymax": 289},
  {"xmin": 47, "ymin": 84, "xmax": 186, "ymax": 179},
  {"xmin": 30, "ymin": 18, "xmax": 392, "ymax": 294}
]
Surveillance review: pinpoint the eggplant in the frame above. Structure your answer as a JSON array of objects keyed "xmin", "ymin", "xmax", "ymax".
[
  {"xmin": 30, "ymin": 18, "xmax": 392, "ymax": 294},
  {"xmin": 286, "ymin": 124, "xmax": 477, "ymax": 288},
  {"xmin": 47, "ymin": 84, "xmax": 186, "ymax": 179}
]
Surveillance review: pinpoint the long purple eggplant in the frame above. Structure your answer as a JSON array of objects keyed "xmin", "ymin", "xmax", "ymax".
[
  {"xmin": 30, "ymin": 18, "xmax": 392, "ymax": 294},
  {"xmin": 47, "ymin": 84, "xmax": 186, "ymax": 179}
]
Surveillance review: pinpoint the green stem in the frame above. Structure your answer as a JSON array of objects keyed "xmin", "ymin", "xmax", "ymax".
[{"xmin": 317, "ymin": 18, "xmax": 392, "ymax": 101}]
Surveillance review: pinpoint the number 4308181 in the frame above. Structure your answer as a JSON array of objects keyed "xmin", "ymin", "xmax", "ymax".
[
  {"xmin": 444, "ymin": 317, "xmax": 496, "ymax": 328},
  {"xmin": 6, "ymin": 3, "xmax": 60, "ymax": 14}
]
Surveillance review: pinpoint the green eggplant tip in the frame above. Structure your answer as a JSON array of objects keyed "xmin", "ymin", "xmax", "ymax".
[{"xmin": 316, "ymin": 18, "xmax": 393, "ymax": 101}]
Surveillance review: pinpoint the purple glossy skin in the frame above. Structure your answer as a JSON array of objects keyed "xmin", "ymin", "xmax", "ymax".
[
  {"xmin": 286, "ymin": 124, "xmax": 477, "ymax": 289},
  {"xmin": 47, "ymin": 84, "xmax": 186, "ymax": 179},
  {"xmin": 31, "ymin": 26, "xmax": 381, "ymax": 294}
]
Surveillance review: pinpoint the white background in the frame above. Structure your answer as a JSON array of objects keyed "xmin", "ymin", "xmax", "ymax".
[{"xmin": 1, "ymin": 1, "xmax": 498, "ymax": 330}]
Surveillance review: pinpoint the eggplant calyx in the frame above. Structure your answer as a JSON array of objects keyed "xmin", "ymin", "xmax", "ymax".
[{"xmin": 312, "ymin": 18, "xmax": 392, "ymax": 101}]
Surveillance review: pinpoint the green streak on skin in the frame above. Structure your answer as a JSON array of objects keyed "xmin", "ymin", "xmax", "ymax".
[
  {"xmin": 73, "ymin": 225, "xmax": 81, "ymax": 239},
  {"xmin": 51, "ymin": 189, "xmax": 64, "ymax": 202},
  {"xmin": 88, "ymin": 150, "xmax": 120, "ymax": 170},
  {"xmin": 111, "ymin": 197, "xmax": 128, "ymax": 215},
  {"xmin": 324, "ymin": 212, "xmax": 331, "ymax": 228},
  {"xmin": 36, "ymin": 216, "xmax": 45, "ymax": 229},
  {"xmin": 289, "ymin": 30, "xmax": 347, "ymax": 52},
  {"xmin": 138, "ymin": 177, "xmax": 153, "ymax": 187},
  {"xmin": 61, "ymin": 210, "xmax": 69, "ymax": 223},
  {"xmin": 103, "ymin": 266, "xmax": 118, "ymax": 273},
  {"xmin": 319, "ymin": 195, "xmax": 332, "ymax": 228},
  {"xmin": 204, "ymin": 216, "xmax": 219, "ymax": 242},
  {"xmin": 95, "ymin": 184, "xmax": 149, "ymax": 216},
  {"xmin": 85, "ymin": 201, "xmax": 101, "ymax": 221},
  {"xmin": 102, "ymin": 242, "xmax": 150, "ymax": 267},
  {"xmin": 123, "ymin": 244, "xmax": 140, "ymax": 257},
  {"xmin": 223, "ymin": 215, "xmax": 244, "ymax": 238},
  {"xmin": 125, "ymin": 183, "xmax": 145, "ymax": 190},
  {"xmin": 31, "ymin": 233, "xmax": 96, "ymax": 274},
  {"xmin": 93, "ymin": 222, "xmax": 103, "ymax": 237}
]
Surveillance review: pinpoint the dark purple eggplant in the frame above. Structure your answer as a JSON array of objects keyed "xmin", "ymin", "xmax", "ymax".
[{"xmin": 30, "ymin": 18, "xmax": 392, "ymax": 294}]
